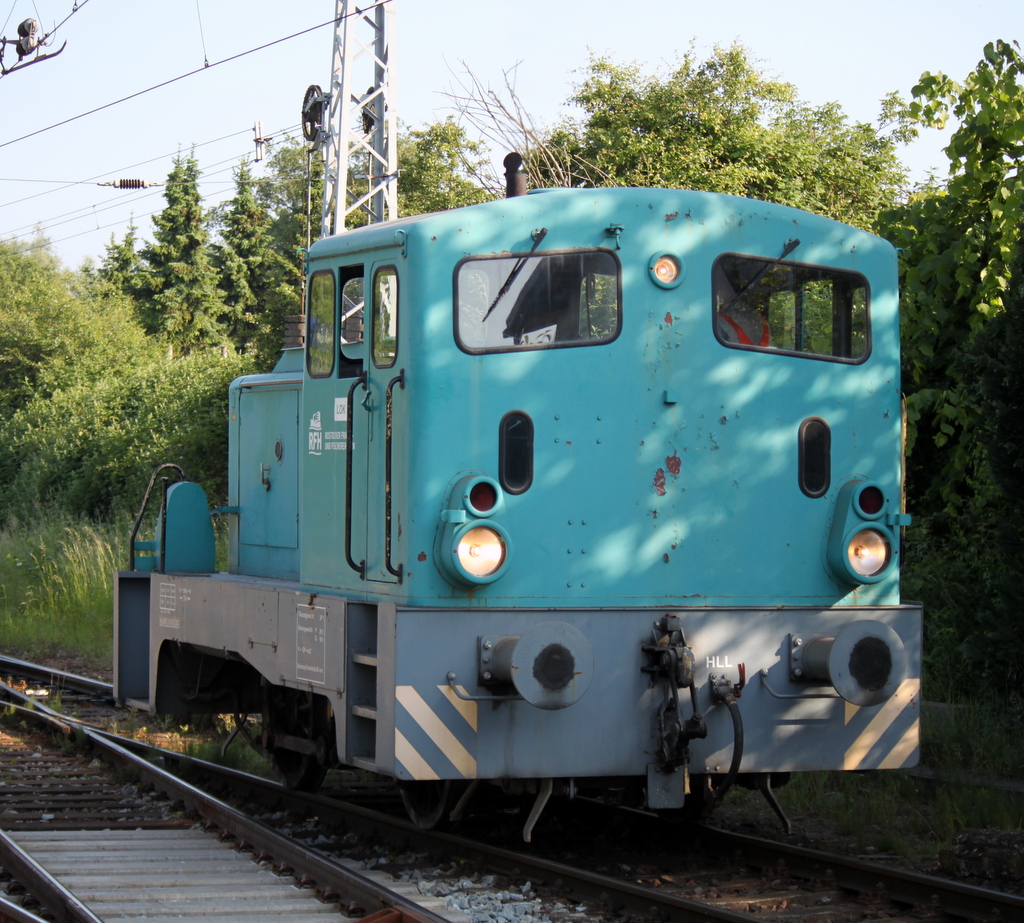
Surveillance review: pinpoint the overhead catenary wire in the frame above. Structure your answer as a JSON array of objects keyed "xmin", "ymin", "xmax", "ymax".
[
  {"xmin": 4, "ymin": 155, "xmax": 264, "ymax": 241},
  {"xmin": 0, "ymin": 1, "xmax": 389, "ymax": 153},
  {"xmin": 3, "ymin": 123, "xmax": 306, "ymax": 252},
  {"xmin": 0, "ymin": 127, "xmax": 262, "ymax": 212},
  {"xmin": 1, "ymin": 0, "xmax": 18, "ymax": 37},
  {"xmin": 0, "ymin": 0, "xmax": 93, "ymax": 79},
  {"xmin": 43, "ymin": 0, "xmax": 93, "ymax": 40},
  {"xmin": 194, "ymin": 0, "xmax": 209, "ymax": 68},
  {"xmin": 0, "ymin": 120, "xmax": 302, "ymax": 237}
]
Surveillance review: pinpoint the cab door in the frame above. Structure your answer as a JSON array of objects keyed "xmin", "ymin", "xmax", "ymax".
[
  {"xmin": 300, "ymin": 264, "xmax": 368, "ymax": 590},
  {"xmin": 357, "ymin": 258, "xmax": 403, "ymax": 584}
]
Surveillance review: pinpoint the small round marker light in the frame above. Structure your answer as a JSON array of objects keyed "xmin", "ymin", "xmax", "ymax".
[
  {"xmin": 858, "ymin": 485, "xmax": 884, "ymax": 516},
  {"xmin": 648, "ymin": 252, "xmax": 685, "ymax": 289},
  {"xmin": 653, "ymin": 256, "xmax": 679, "ymax": 284},
  {"xmin": 469, "ymin": 481, "xmax": 497, "ymax": 513}
]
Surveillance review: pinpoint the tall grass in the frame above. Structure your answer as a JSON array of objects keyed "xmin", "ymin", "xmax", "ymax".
[{"xmin": 0, "ymin": 511, "xmax": 123, "ymax": 660}]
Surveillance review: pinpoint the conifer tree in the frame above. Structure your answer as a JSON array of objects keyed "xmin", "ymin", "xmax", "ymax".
[
  {"xmin": 97, "ymin": 222, "xmax": 139, "ymax": 298},
  {"xmin": 217, "ymin": 161, "xmax": 301, "ymax": 365},
  {"xmin": 139, "ymin": 151, "xmax": 226, "ymax": 355}
]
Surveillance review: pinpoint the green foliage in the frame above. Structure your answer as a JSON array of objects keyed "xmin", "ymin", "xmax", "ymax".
[
  {"xmin": 255, "ymin": 134, "xmax": 322, "ymax": 266},
  {"xmin": 97, "ymin": 222, "xmax": 141, "ymax": 299},
  {"xmin": 397, "ymin": 118, "xmax": 492, "ymax": 215},
  {"xmin": 137, "ymin": 152, "xmax": 228, "ymax": 355},
  {"xmin": 0, "ymin": 512, "xmax": 121, "ymax": 660},
  {"xmin": 215, "ymin": 161, "xmax": 301, "ymax": 369},
  {"xmin": 0, "ymin": 239, "xmax": 153, "ymax": 415},
  {"xmin": 933, "ymin": 235, "xmax": 1024, "ymax": 685},
  {"xmin": 879, "ymin": 40, "xmax": 1024, "ymax": 519},
  {"xmin": 0, "ymin": 350, "xmax": 252, "ymax": 518},
  {"xmin": 544, "ymin": 45, "xmax": 911, "ymax": 229}
]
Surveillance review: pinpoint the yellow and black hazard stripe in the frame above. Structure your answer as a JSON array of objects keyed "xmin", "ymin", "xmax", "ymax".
[
  {"xmin": 394, "ymin": 683, "xmax": 478, "ymax": 780},
  {"xmin": 843, "ymin": 676, "xmax": 920, "ymax": 770}
]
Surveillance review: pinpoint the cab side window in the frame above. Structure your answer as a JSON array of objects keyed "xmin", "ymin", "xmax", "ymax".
[
  {"xmin": 372, "ymin": 266, "xmax": 399, "ymax": 367},
  {"xmin": 307, "ymin": 270, "xmax": 335, "ymax": 377},
  {"xmin": 338, "ymin": 265, "xmax": 365, "ymax": 376}
]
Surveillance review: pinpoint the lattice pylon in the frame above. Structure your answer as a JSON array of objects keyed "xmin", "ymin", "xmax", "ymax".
[{"xmin": 321, "ymin": 0, "xmax": 397, "ymax": 238}]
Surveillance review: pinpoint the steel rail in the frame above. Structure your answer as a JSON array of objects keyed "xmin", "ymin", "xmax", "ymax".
[
  {"xmin": 7, "ymin": 660, "xmax": 1024, "ymax": 921},
  {"xmin": 0, "ymin": 893, "xmax": 62, "ymax": 923},
  {"xmin": 84, "ymin": 731, "xmax": 761, "ymax": 921},
  {"xmin": 0, "ymin": 830, "xmax": 104, "ymax": 923},
  {"xmin": 698, "ymin": 824, "xmax": 1024, "ymax": 922},
  {"xmin": 0, "ymin": 655, "xmax": 112, "ymax": 700},
  {"xmin": 113, "ymin": 735, "xmax": 1024, "ymax": 922},
  {"xmin": 0, "ymin": 682, "xmax": 444, "ymax": 923}
]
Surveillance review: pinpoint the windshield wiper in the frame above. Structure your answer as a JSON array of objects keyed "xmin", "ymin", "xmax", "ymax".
[
  {"xmin": 721, "ymin": 238, "xmax": 801, "ymax": 313},
  {"xmin": 480, "ymin": 227, "xmax": 549, "ymax": 323}
]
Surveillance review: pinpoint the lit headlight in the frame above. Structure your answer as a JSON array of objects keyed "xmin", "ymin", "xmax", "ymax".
[
  {"xmin": 847, "ymin": 529, "xmax": 890, "ymax": 577},
  {"xmin": 457, "ymin": 526, "xmax": 507, "ymax": 577}
]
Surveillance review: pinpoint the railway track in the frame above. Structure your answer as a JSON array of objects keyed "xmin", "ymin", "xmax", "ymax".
[
  {"xmin": 0, "ymin": 681, "xmax": 451, "ymax": 923},
  {"xmin": 0, "ymin": 657, "xmax": 1021, "ymax": 921},
  {"xmin": 0, "ymin": 656, "xmax": 112, "ymax": 702}
]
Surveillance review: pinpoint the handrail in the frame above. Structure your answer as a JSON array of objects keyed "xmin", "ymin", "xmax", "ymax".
[
  {"xmin": 128, "ymin": 463, "xmax": 186, "ymax": 571},
  {"xmin": 344, "ymin": 372, "xmax": 367, "ymax": 578},
  {"xmin": 758, "ymin": 668, "xmax": 840, "ymax": 700},
  {"xmin": 384, "ymin": 369, "xmax": 405, "ymax": 582}
]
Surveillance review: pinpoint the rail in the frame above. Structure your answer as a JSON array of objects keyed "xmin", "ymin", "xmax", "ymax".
[{"xmin": 0, "ymin": 680, "xmax": 447, "ymax": 923}]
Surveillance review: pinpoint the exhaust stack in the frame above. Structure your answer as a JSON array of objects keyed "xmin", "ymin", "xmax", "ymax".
[{"xmin": 504, "ymin": 152, "xmax": 527, "ymax": 198}]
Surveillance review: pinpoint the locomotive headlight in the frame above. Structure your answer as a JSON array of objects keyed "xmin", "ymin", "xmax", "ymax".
[
  {"xmin": 438, "ymin": 475, "xmax": 511, "ymax": 587},
  {"xmin": 439, "ymin": 512, "xmax": 513, "ymax": 588},
  {"xmin": 847, "ymin": 529, "xmax": 890, "ymax": 577},
  {"xmin": 457, "ymin": 526, "xmax": 506, "ymax": 577},
  {"xmin": 825, "ymin": 479, "xmax": 901, "ymax": 586}
]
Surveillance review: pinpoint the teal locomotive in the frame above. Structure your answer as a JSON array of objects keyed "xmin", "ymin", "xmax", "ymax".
[{"xmin": 114, "ymin": 181, "xmax": 921, "ymax": 837}]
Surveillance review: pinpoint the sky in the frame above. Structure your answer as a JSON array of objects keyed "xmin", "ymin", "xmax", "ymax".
[{"xmin": 0, "ymin": 0, "xmax": 1017, "ymax": 269}]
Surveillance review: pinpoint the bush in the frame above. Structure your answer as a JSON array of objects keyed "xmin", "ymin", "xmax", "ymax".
[{"xmin": 0, "ymin": 350, "xmax": 253, "ymax": 518}]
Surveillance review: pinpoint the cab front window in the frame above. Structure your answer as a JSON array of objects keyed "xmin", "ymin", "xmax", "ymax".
[
  {"xmin": 713, "ymin": 254, "xmax": 869, "ymax": 362},
  {"xmin": 456, "ymin": 249, "xmax": 621, "ymax": 354}
]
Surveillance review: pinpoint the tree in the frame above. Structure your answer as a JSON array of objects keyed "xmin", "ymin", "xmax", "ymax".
[
  {"xmin": 541, "ymin": 46, "xmax": 911, "ymax": 230},
  {"xmin": 878, "ymin": 40, "xmax": 1024, "ymax": 520},
  {"xmin": 96, "ymin": 222, "xmax": 140, "ymax": 299},
  {"xmin": 215, "ymin": 161, "xmax": 300, "ymax": 365},
  {"xmin": 397, "ymin": 118, "xmax": 492, "ymax": 215},
  {"xmin": 256, "ymin": 135, "xmax": 322, "ymax": 264},
  {"xmin": 138, "ymin": 152, "xmax": 226, "ymax": 355},
  {"xmin": 0, "ymin": 237, "xmax": 152, "ymax": 417}
]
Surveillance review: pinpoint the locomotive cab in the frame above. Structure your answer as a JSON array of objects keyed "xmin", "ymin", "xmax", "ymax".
[{"xmin": 115, "ymin": 186, "xmax": 921, "ymax": 838}]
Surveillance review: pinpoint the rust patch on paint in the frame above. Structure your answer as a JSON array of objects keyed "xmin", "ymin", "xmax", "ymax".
[
  {"xmin": 666, "ymin": 452, "xmax": 681, "ymax": 478},
  {"xmin": 417, "ymin": 552, "xmax": 427, "ymax": 562},
  {"xmin": 665, "ymin": 211, "xmax": 679, "ymax": 221},
  {"xmin": 664, "ymin": 312, "xmax": 673, "ymax": 325},
  {"xmin": 663, "ymin": 553, "xmax": 670, "ymax": 563},
  {"xmin": 653, "ymin": 468, "xmax": 667, "ymax": 496}
]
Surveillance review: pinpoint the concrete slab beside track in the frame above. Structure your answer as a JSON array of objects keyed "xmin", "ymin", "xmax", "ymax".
[{"xmin": 8, "ymin": 829, "xmax": 348, "ymax": 922}]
